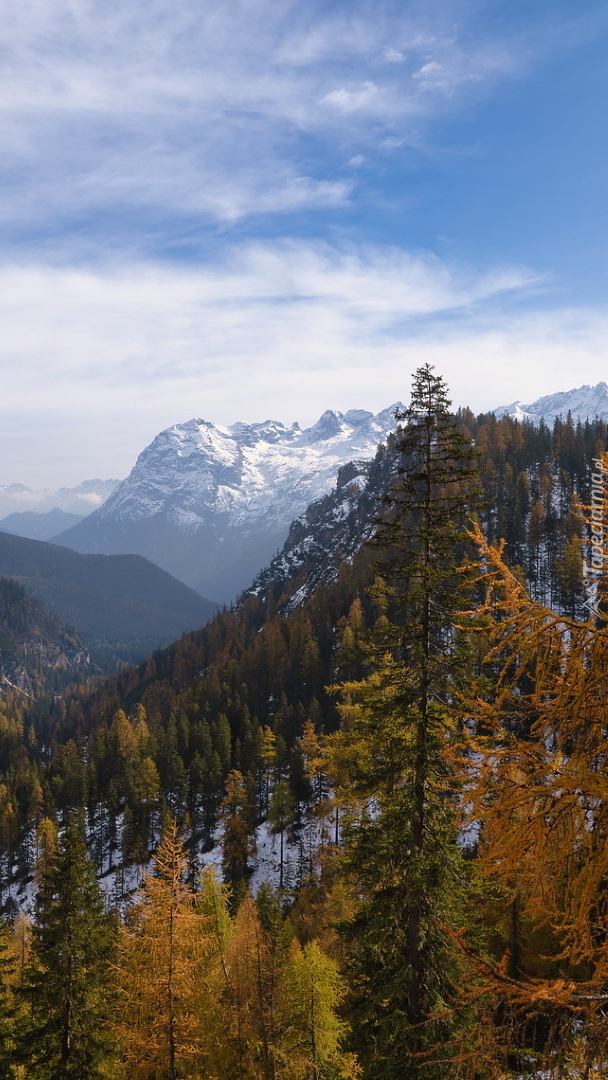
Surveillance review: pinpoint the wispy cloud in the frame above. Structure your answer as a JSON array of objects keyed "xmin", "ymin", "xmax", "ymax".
[
  {"xmin": 320, "ymin": 82, "xmax": 383, "ymax": 114},
  {"xmin": 0, "ymin": 0, "xmax": 577, "ymax": 243},
  {"xmin": 0, "ymin": 239, "xmax": 560, "ymax": 484}
]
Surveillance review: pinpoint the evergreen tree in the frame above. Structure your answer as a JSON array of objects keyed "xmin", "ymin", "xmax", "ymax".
[
  {"xmin": 277, "ymin": 939, "xmax": 357, "ymax": 1080},
  {"xmin": 219, "ymin": 770, "xmax": 256, "ymax": 894},
  {"xmin": 18, "ymin": 814, "xmax": 117, "ymax": 1079},
  {"xmin": 113, "ymin": 821, "xmax": 205, "ymax": 1080},
  {"xmin": 0, "ymin": 919, "xmax": 16, "ymax": 1079},
  {"xmin": 195, "ymin": 865, "xmax": 237, "ymax": 1077},
  {"xmin": 330, "ymin": 365, "xmax": 483, "ymax": 1078},
  {"xmin": 268, "ymin": 779, "xmax": 296, "ymax": 891}
]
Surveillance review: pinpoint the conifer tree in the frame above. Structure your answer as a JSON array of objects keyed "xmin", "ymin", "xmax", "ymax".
[
  {"xmin": 277, "ymin": 939, "xmax": 357, "ymax": 1080},
  {"xmin": 268, "ymin": 779, "xmax": 295, "ymax": 890},
  {"xmin": 219, "ymin": 770, "xmax": 256, "ymax": 894},
  {"xmin": 0, "ymin": 919, "xmax": 16, "ymax": 1079},
  {"xmin": 225, "ymin": 894, "xmax": 278, "ymax": 1080},
  {"xmin": 462, "ymin": 496, "xmax": 608, "ymax": 1072},
  {"xmin": 113, "ymin": 821, "xmax": 206, "ymax": 1080},
  {"xmin": 195, "ymin": 864, "xmax": 237, "ymax": 1076},
  {"xmin": 18, "ymin": 813, "xmax": 117, "ymax": 1079},
  {"xmin": 330, "ymin": 365, "xmax": 483, "ymax": 1078}
]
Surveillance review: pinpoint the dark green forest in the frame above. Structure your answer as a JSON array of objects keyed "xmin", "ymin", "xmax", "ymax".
[{"xmin": 0, "ymin": 369, "xmax": 607, "ymax": 1077}]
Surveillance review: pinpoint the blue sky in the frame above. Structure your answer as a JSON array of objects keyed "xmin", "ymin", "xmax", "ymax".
[{"xmin": 2, "ymin": 0, "xmax": 608, "ymax": 487}]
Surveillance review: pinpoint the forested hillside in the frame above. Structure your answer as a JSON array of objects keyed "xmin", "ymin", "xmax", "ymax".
[
  {"xmin": 0, "ymin": 397, "xmax": 604, "ymax": 898},
  {"xmin": 0, "ymin": 577, "xmax": 89, "ymax": 695},
  {"xmin": 245, "ymin": 405, "xmax": 602, "ymax": 620},
  {"xmin": 0, "ymin": 530, "xmax": 217, "ymax": 666},
  {"xmin": 0, "ymin": 371, "xmax": 607, "ymax": 1077}
]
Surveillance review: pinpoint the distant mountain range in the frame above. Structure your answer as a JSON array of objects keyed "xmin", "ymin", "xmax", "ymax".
[
  {"xmin": 0, "ymin": 478, "xmax": 120, "ymax": 519},
  {"xmin": 494, "ymin": 381, "xmax": 608, "ymax": 424},
  {"xmin": 53, "ymin": 407, "xmax": 400, "ymax": 603},
  {"xmin": 0, "ymin": 507, "xmax": 86, "ymax": 541},
  {"xmin": 3, "ymin": 382, "xmax": 607, "ymax": 610}
]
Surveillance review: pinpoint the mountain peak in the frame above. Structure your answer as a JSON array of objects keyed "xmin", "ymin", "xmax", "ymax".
[
  {"xmin": 303, "ymin": 410, "xmax": 347, "ymax": 443},
  {"xmin": 343, "ymin": 409, "xmax": 374, "ymax": 426},
  {"xmin": 53, "ymin": 405, "xmax": 399, "ymax": 603},
  {"xmin": 494, "ymin": 382, "xmax": 608, "ymax": 424}
]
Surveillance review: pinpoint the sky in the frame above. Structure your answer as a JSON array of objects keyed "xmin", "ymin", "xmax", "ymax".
[{"xmin": 2, "ymin": 0, "xmax": 608, "ymax": 489}]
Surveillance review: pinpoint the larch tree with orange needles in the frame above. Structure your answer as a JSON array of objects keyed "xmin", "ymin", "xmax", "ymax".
[
  {"xmin": 462, "ymin": 456, "xmax": 608, "ymax": 1073},
  {"xmin": 113, "ymin": 820, "xmax": 208, "ymax": 1080}
]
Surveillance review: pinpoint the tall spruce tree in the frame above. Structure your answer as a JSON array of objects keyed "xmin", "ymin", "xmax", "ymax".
[
  {"xmin": 18, "ymin": 814, "xmax": 117, "ymax": 1079},
  {"xmin": 331, "ymin": 365, "xmax": 483, "ymax": 1079}
]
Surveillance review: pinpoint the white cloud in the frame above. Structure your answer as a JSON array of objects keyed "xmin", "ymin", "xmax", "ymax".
[
  {"xmin": 0, "ymin": 239, "xmax": 588, "ymax": 488},
  {"xmin": 0, "ymin": 2, "xmax": 604, "ymax": 491},
  {"xmin": 321, "ymin": 82, "xmax": 382, "ymax": 114},
  {"xmin": 384, "ymin": 47, "xmax": 405, "ymax": 64}
]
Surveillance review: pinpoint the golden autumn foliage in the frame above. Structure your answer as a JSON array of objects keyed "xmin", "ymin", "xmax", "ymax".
[
  {"xmin": 111, "ymin": 827, "xmax": 356, "ymax": 1080},
  {"xmin": 113, "ymin": 822, "xmax": 207, "ymax": 1080},
  {"xmin": 2, "ymin": 398, "xmax": 608, "ymax": 1079},
  {"xmin": 458, "ymin": 476, "xmax": 608, "ymax": 1071}
]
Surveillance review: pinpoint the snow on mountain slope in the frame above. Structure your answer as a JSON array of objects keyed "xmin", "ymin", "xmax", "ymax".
[
  {"xmin": 243, "ymin": 445, "xmax": 397, "ymax": 615},
  {"xmin": 54, "ymin": 407, "xmax": 401, "ymax": 603},
  {"xmin": 494, "ymin": 382, "xmax": 608, "ymax": 424}
]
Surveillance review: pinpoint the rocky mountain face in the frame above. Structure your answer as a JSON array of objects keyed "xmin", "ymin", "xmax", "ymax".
[
  {"xmin": 244, "ymin": 438, "xmax": 398, "ymax": 614},
  {"xmin": 0, "ymin": 577, "xmax": 89, "ymax": 694},
  {"xmin": 28, "ymin": 383, "xmax": 608, "ymax": 607},
  {"xmin": 243, "ymin": 400, "xmax": 608, "ymax": 623},
  {"xmin": 54, "ymin": 406, "xmax": 400, "ymax": 603},
  {"xmin": 494, "ymin": 381, "xmax": 608, "ymax": 424}
]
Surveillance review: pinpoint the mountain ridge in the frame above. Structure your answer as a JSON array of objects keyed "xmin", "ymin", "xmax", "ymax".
[
  {"xmin": 0, "ymin": 507, "xmax": 86, "ymax": 541},
  {"xmin": 0, "ymin": 530, "xmax": 217, "ymax": 666},
  {"xmin": 0, "ymin": 478, "xmax": 120, "ymax": 518},
  {"xmin": 494, "ymin": 381, "xmax": 608, "ymax": 424},
  {"xmin": 8, "ymin": 382, "xmax": 608, "ymax": 610}
]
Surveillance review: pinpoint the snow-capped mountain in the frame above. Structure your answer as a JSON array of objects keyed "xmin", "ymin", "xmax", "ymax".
[
  {"xmin": 54, "ymin": 407, "xmax": 401, "ymax": 603},
  {"xmin": 494, "ymin": 382, "xmax": 608, "ymax": 424}
]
